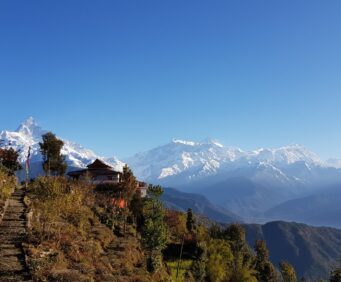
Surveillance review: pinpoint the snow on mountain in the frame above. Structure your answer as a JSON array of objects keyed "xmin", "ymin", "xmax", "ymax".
[
  {"xmin": 125, "ymin": 139, "xmax": 336, "ymax": 188},
  {"xmin": 0, "ymin": 117, "xmax": 124, "ymax": 172},
  {"xmin": 125, "ymin": 138, "xmax": 244, "ymax": 183},
  {"xmin": 1, "ymin": 118, "xmax": 340, "ymax": 190}
]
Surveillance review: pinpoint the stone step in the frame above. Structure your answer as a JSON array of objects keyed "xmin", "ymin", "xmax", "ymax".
[
  {"xmin": 0, "ymin": 218, "xmax": 26, "ymax": 225},
  {"xmin": 1, "ymin": 219, "xmax": 26, "ymax": 223},
  {"xmin": 0, "ymin": 261, "xmax": 26, "ymax": 273},
  {"xmin": 0, "ymin": 189, "xmax": 30, "ymax": 279},
  {"xmin": 0, "ymin": 249, "xmax": 23, "ymax": 256},
  {"xmin": 0, "ymin": 270, "xmax": 30, "ymax": 281},
  {"xmin": 6, "ymin": 204, "xmax": 24, "ymax": 208},
  {"xmin": 0, "ymin": 222, "xmax": 26, "ymax": 228},
  {"xmin": 5, "ymin": 208, "xmax": 25, "ymax": 213},
  {"xmin": 0, "ymin": 244, "xmax": 18, "ymax": 249},
  {"xmin": 0, "ymin": 227, "xmax": 26, "ymax": 232}
]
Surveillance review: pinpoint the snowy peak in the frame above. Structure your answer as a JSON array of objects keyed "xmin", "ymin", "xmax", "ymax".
[
  {"xmin": 0, "ymin": 118, "xmax": 124, "ymax": 173},
  {"xmin": 125, "ymin": 139, "xmax": 334, "ymax": 186},
  {"xmin": 249, "ymin": 144, "xmax": 323, "ymax": 166},
  {"xmin": 171, "ymin": 138, "xmax": 224, "ymax": 148},
  {"xmin": 15, "ymin": 117, "xmax": 45, "ymax": 140}
]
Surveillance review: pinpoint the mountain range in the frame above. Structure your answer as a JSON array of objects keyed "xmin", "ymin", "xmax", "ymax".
[
  {"xmin": 1, "ymin": 117, "xmax": 341, "ymax": 228},
  {"xmin": 125, "ymin": 137, "xmax": 341, "ymax": 225}
]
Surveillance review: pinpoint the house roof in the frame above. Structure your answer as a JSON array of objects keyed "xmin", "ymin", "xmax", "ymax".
[
  {"xmin": 67, "ymin": 159, "xmax": 121, "ymax": 177},
  {"xmin": 87, "ymin": 159, "xmax": 112, "ymax": 170}
]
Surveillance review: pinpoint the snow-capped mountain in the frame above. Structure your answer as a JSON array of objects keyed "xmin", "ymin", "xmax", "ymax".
[
  {"xmin": 2, "ymin": 118, "xmax": 341, "ymax": 220},
  {"xmin": 125, "ymin": 139, "xmax": 332, "ymax": 186},
  {"xmin": 124, "ymin": 139, "xmax": 341, "ymax": 217},
  {"xmin": 0, "ymin": 117, "xmax": 124, "ymax": 176}
]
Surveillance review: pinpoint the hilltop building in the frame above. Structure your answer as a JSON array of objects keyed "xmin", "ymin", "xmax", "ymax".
[{"xmin": 67, "ymin": 159, "xmax": 148, "ymax": 197}]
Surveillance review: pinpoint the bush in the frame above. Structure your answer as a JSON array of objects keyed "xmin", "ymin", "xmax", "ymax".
[{"xmin": 0, "ymin": 167, "xmax": 16, "ymax": 200}]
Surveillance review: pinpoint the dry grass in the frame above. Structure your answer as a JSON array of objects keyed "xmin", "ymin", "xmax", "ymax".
[{"xmin": 25, "ymin": 176, "xmax": 169, "ymax": 282}]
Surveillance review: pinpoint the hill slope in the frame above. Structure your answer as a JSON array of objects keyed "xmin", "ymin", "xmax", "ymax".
[
  {"xmin": 244, "ymin": 221, "xmax": 341, "ymax": 281},
  {"xmin": 265, "ymin": 185, "xmax": 341, "ymax": 228},
  {"xmin": 162, "ymin": 187, "xmax": 242, "ymax": 223}
]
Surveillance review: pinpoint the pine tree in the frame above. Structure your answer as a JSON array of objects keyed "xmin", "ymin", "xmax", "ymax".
[
  {"xmin": 223, "ymin": 224, "xmax": 257, "ymax": 281},
  {"xmin": 141, "ymin": 185, "xmax": 167, "ymax": 272},
  {"xmin": 0, "ymin": 147, "xmax": 22, "ymax": 175},
  {"xmin": 186, "ymin": 208, "xmax": 195, "ymax": 233},
  {"xmin": 121, "ymin": 164, "xmax": 137, "ymax": 202},
  {"xmin": 279, "ymin": 261, "xmax": 297, "ymax": 282},
  {"xmin": 39, "ymin": 132, "xmax": 67, "ymax": 175},
  {"xmin": 254, "ymin": 240, "xmax": 278, "ymax": 282}
]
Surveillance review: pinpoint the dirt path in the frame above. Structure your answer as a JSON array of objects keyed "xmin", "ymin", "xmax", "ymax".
[{"xmin": 0, "ymin": 188, "xmax": 31, "ymax": 281}]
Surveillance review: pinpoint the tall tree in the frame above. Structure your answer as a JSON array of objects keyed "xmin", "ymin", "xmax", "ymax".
[
  {"xmin": 279, "ymin": 261, "xmax": 297, "ymax": 282},
  {"xmin": 223, "ymin": 224, "xmax": 257, "ymax": 281},
  {"xmin": 141, "ymin": 185, "xmax": 167, "ymax": 272},
  {"xmin": 121, "ymin": 164, "xmax": 137, "ymax": 202},
  {"xmin": 39, "ymin": 132, "xmax": 67, "ymax": 176},
  {"xmin": 186, "ymin": 208, "xmax": 195, "ymax": 233},
  {"xmin": 254, "ymin": 240, "xmax": 278, "ymax": 282},
  {"xmin": 0, "ymin": 147, "xmax": 22, "ymax": 175}
]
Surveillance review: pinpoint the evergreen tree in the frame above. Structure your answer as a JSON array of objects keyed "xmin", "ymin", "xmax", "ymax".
[
  {"xmin": 224, "ymin": 224, "xmax": 248, "ymax": 254},
  {"xmin": 121, "ymin": 164, "xmax": 137, "ymax": 202},
  {"xmin": 279, "ymin": 261, "xmax": 297, "ymax": 282},
  {"xmin": 0, "ymin": 147, "xmax": 22, "ymax": 175},
  {"xmin": 254, "ymin": 240, "xmax": 278, "ymax": 282},
  {"xmin": 141, "ymin": 185, "xmax": 167, "ymax": 272},
  {"xmin": 206, "ymin": 239, "xmax": 234, "ymax": 282},
  {"xmin": 330, "ymin": 267, "xmax": 341, "ymax": 282},
  {"xmin": 186, "ymin": 208, "xmax": 195, "ymax": 233},
  {"xmin": 223, "ymin": 224, "xmax": 257, "ymax": 281},
  {"xmin": 39, "ymin": 132, "xmax": 67, "ymax": 175}
]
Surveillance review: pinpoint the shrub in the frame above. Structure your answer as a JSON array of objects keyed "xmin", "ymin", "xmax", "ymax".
[{"xmin": 0, "ymin": 167, "xmax": 16, "ymax": 200}]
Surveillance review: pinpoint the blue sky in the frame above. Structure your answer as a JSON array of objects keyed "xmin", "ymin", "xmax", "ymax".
[{"xmin": 1, "ymin": 1, "xmax": 341, "ymax": 159}]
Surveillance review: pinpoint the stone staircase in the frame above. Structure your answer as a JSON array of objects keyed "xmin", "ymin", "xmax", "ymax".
[{"xmin": 0, "ymin": 189, "xmax": 31, "ymax": 281}]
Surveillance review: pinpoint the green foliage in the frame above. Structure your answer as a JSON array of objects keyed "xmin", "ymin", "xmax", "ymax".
[
  {"xmin": 167, "ymin": 260, "xmax": 193, "ymax": 282},
  {"xmin": 0, "ymin": 147, "xmax": 22, "ymax": 175},
  {"xmin": 280, "ymin": 261, "xmax": 297, "ymax": 282},
  {"xmin": 254, "ymin": 240, "xmax": 278, "ymax": 282},
  {"xmin": 206, "ymin": 239, "xmax": 233, "ymax": 282},
  {"xmin": 330, "ymin": 267, "xmax": 341, "ymax": 282},
  {"xmin": 165, "ymin": 210, "xmax": 187, "ymax": 242},
  {"xmin": 39, "ymin": 132, "xmax": 67, "ymax": 176},
  {"xmin": 207, "ymin": 223, "xmax": 257, "ymax": 281},
  {"xmin": 142, "ymin": 185, "xmax": 167, "ymax": 272}
]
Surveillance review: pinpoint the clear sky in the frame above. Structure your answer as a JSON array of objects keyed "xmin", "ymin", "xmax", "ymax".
[{"xmin": 1, "ymin": 1, "xmax": 341, "ymax": 159}]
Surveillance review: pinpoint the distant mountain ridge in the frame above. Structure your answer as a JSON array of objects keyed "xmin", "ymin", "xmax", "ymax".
[
  {"xmin": 265, "ymin": 185, "xmax": 341, "ymax": 228},
  {"xmin": 244, "ymin": 221, "xmax": 341, "ymax": 281},
  {"xmin": 162, "ymin": 187, "xmax": 242, "ymax": 224},
  {"xmin": 125, "ymin": 138, "xmax": 338, "ymax": 187}
]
